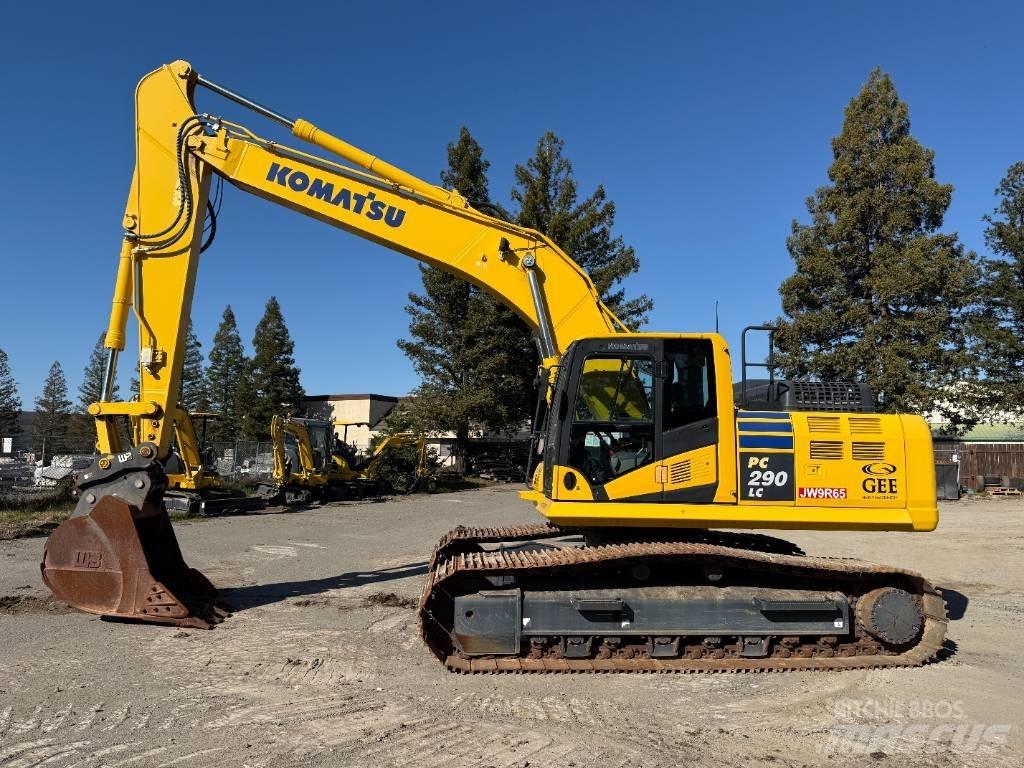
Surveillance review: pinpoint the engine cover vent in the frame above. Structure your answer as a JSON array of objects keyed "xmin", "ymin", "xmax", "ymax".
[
  {"xmin": 852, "ymin": 442, "xmax": 886, "ymax": 461},
  {"xmin": 669, "ymin": 460, "xmax": 691, "ymax": 485},
  {"xmin": 809, "ymin": 441, "xmax": 844, "ymax": 461},
  {"xmin": 771, "ymin": 381, "xmax": 875, "ymax": 413},
  {"xmin": 807, "ymin": 416, "xmax": 842, "ymax": 433},
  {"xmin": 849, "ymin": 417, "xmax": 883, "ymax": 434}
]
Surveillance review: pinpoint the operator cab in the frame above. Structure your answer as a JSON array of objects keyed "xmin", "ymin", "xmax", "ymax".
[
  {"xmin": 283, "ymin": 418, "xmax": 334, "ymax": 476},
  {"xmin": 541, "ymin": 336, "xmax": 721, "ymax": 502}
]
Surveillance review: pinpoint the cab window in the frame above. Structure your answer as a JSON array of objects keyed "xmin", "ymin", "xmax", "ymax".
[
  {"xmin": 568, "ymin": 355, "xmax": 655, "ymax": 485},
  {"xmin": 663, "ymin": 339, "xmax": 716, "ymax": 431},
  {"xmin": 574, "ymin": 356, "xmax": 655, "ymax": 422}
]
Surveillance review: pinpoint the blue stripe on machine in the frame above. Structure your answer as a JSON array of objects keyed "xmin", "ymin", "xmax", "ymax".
[
  {"xmin": 738, "ymin": 435, "xmax": 794, "ymax": 449},
  {"xmin": 737, "ymin": 421, "xmax": 793, "ymax": 433},
  {"xmin": 737, "ymin": 411, "xmax": 791, "ymax": 419}
]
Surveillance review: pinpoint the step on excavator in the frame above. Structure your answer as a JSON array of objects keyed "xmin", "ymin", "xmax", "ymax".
[{"xmin": 41, "ymin": 62, "xmax": 948, "ymax": 670}]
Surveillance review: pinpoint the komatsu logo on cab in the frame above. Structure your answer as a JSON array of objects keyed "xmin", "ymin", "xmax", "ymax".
[{"xmin": 266, "ymin": 163, "xmax": 406, "ymax": 228}]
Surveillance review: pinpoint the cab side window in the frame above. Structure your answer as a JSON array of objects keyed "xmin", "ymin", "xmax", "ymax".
[{"xmin": 664, "ymin": 340, "xmax": 716, "ymax": 431}]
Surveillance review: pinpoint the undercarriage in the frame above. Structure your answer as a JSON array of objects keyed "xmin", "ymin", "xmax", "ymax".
[{"xmin": 419, "ymin": 524, "xmax": 949, "ymax": 673}]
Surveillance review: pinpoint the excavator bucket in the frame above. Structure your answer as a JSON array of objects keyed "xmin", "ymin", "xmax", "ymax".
[{"xmin": 41, "ymin": 496, "xmax": 228, "ymax": 629}]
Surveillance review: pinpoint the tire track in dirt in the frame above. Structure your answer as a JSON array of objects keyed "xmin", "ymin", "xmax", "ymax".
[
  {"xmin": 333, "ymin": 715, "xmax": 695, "ymax": 768},
  {"xmin": 146, "ymin": 611, "xmax": 393, "ymax": 688}
]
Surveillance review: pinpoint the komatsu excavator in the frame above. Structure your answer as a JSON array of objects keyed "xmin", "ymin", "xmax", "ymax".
[
  {"xmin": 41, "ymin": 61, "xmax": 948, "ymax": 673},
  {"xmin": 255, "ymin": 414, "xmax": 332, "ymax": 505}
]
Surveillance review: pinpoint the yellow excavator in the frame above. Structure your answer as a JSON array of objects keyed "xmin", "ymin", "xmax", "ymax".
[
  {"xmin": 164, "ymin": 409, "xmax": 265, "ymax": 515},
  {"xmin": 329, "ymin": 422, "xmax": 429, "ymax": 496},
  {"xmin": 42, "ymin": 62, "xmax": 947, "ymax": 672},
  {"xmin": 254, "ymin": 414, "xmax": 332, "ymax": 505},
  {"xmin": 257, "ymin": 415, "xmax": 428, "ymax": 503}
]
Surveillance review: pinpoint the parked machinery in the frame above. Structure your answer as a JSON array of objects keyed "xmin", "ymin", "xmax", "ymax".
[
  {"xmin": 329, "ymin": 422, "xmax": 429, "ymax": 496},
  {"xmin": 256, "ymin": 415, "xmax": 428, "ymax": 504},
  {"xmin": 42, "ymin": 62, "xmax": 947, "ymax": 672},
  {"xmin": 163, "ymin": 409, "xmax": 265, "ymax": 515}
]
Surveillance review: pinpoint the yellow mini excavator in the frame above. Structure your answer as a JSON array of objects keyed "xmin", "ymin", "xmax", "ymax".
[
  {"xmin": 254, "ymin": 414, "xmax": 332, "ymax": 505},
  {"xmin": 41, "ymin": 62, "xmax": 947, "ymax": 672},
  {"xmin": 329, "ymin": 423, "xmax": 429, "ymax": 496}
]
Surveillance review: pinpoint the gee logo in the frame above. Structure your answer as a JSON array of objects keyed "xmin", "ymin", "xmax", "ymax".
[
  {"xmin": 862, "ymin": 462, "xmax": 897, "ymax": 476},
  {"xmin": 861, "ymin": 463, "xmax": 898, "ymax": 495}
]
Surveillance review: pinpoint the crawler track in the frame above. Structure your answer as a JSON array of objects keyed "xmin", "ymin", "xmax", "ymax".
[{"xmin": 419, "ymin": 525, "xmax": 948, "ymax": 673}]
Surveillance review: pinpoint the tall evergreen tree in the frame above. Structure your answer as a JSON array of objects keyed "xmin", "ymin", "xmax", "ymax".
[
  {"xmin": 180, "ymin": 320, "xmax": 207, "ymax": 413},
  {"xmin": 234, "ymin": 359, "xmax": 259, "ymax": 441},
  {"xmin": 34, "ymin": 361, "xmax": 72, "ymax": 457},
  {"xmin": 398, "ymin": 127, "xmax": 536, "ymax": 469},
  {"xmin": 774, "ymin": 69, "xmax": 978, "ymax": 426},
  {"xmin": 205, "ymin": 306, "xmax": 249, "ymax": 441},
  {"xmin": 974, "ymin": 162, "xmax": 1024, "ymax": 416},
  {"xmin": 513, "ymin": 132, "xmax": 652, "ymax": 327},
  {"xmin": 0, "ymin": 348, "xmax": 22, "ymax": 440},
  {"xmin": 241, "ymin": 297, "xmax": 304, "ymax": 440}
]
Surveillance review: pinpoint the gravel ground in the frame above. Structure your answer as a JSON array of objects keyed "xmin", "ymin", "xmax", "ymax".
[{"xmin": 0, "ymin": 487, "xmax": 1021, "ymax": 767}]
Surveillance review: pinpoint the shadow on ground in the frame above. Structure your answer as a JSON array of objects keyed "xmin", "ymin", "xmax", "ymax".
[
  {"xmin": 220, "ymin": 561, "xmax": 429, "ymax": 609},
  {"xmin": 940, "ymin": 587, "xmax": 969, "ymax": 620}
]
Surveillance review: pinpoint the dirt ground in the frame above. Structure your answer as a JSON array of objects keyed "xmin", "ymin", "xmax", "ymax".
[{"xmin": 0, "ymin": 486, "xmax": 1021, "ymax": 767}]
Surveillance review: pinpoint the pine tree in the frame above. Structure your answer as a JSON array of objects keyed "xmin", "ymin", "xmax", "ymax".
[
  {"xmin": 513, "ymin": 132, "xmax": 652, "ymax": 328},
  {"xmin": 233, "ymin": 359, "xmax": 259, "ymax": 442},
  {"xmin": 205, "ymin": 306, "xmax": 249, "ymax": 441},
  {"xmin": 974, "ymin": 162, "xmax": 1024, "ymax": 416},
  {"xmin": 242, "ymin": 297, "xmax": 304, "ymax": 440},
  {"xmin": 774, "ymin": 69, "xmax": 979, "ymax": 427},
  {"xmin": 180, "ymin": 321, "xmax": 207, "ymax": 413},
  {"xmin": 0, "ymin": 348, "xmax": 22, "ymax": 440},
  {"xmin": 398, "ymin": 128, "xmax": 536, "ymax": 471},
  {"xmin": 34, "ymin": 361, "xmax": 72, "ymax": 458}
]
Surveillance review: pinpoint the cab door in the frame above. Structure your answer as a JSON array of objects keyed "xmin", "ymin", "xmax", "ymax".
[
  {"xmin": 658, "ymin": 338, "xmax": 719, "ymax": 502},
  {"xmin": 553, "ymin": 339, "xmax": 663, "ymax": 502}
]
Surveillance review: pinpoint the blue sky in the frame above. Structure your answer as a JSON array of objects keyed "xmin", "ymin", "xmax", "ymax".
[{"xmin": 1, "ymin": 2, "xmax": 1021, "ymax": 403}]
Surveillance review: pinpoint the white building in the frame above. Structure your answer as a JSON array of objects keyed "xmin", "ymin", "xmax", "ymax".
[{"xmin": 303, "ymin": 393, "xmax": 399, "ymax": 453}]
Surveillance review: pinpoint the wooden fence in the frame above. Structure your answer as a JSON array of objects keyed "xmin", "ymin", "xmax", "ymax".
[{"xmin": 934, "ymin": 442, "xmax": 1024, "ymax": 489}]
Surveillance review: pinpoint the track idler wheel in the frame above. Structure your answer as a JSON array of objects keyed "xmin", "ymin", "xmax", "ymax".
[
  {"xmin": 41, "ymin": 495, "xmax": 228, "ymax": 629},
  {"xmin": 855, "ymin": 587, "xmax": 923, "ymax": 647}
]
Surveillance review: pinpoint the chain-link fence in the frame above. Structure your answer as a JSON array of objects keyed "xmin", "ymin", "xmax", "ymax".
[
  {"xmin": 0, "ymin": 432, "xmax": 99, "ymax": 491},
  {"xmin": 205, "ymin": 441, "xmax": 275, "ymax": 484}
]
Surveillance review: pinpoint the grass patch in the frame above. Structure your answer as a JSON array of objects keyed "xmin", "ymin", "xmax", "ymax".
[
  {"xmin": 0, "ymin": 504, "xmax": 74, "ymax": 540},
  {"xmin": 0, "ymin": 488, "xmax": 202, "ymax": 540}
]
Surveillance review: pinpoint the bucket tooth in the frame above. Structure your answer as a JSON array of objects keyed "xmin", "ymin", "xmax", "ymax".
[{"xmin": 41, "ymin": 495, "xmax": 227, "ymax": 629}]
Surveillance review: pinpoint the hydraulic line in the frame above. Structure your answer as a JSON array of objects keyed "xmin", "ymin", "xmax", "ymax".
[{"xmin": 131, "ymin": 116, "xmax": 204, "ymax": 245}]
